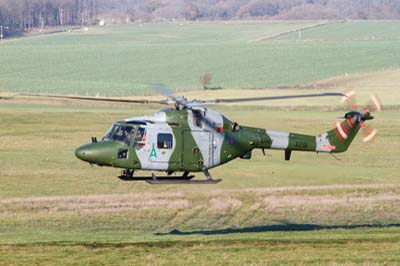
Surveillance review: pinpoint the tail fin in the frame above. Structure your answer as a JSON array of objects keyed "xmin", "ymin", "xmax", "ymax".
[
  {"xmin": 318, "ymin": 110, "xmax": 371, "ymax": 153},
  {"xmin": 326, "ymin": 118, "xmax": 360, "ymax": 152}
]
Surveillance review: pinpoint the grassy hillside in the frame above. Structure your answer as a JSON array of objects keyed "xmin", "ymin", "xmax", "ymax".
[{"xmin": 1, "ymin": 20, "xmax": 400, "ymax": 95}]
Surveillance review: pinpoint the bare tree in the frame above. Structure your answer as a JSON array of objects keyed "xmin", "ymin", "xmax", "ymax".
[{"xmin": 200, "ymin": 72, "xmax": 213, "ymax": 90}]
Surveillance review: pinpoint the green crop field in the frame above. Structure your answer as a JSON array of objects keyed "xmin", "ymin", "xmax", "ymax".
[
  {"xmin": 275, "ymin": 20, "xmax": 400, "ymax": 41},
  {"xmin": 1, "ymin": 20, "xmax": 400, "ymax": 95},
  {"xmin": 1, "ymin": 20, "xmax": 400, "ymax": 265}
]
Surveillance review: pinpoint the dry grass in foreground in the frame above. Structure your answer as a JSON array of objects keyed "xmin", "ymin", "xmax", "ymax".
[{"xmin": 2, "ymin": 183, "xmax": 400, "ymax": 235}]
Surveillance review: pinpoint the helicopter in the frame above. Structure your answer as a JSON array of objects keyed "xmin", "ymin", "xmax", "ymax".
[{"xmin": 17, "ymin": 86, "xmax": 382, "ymax": 184}]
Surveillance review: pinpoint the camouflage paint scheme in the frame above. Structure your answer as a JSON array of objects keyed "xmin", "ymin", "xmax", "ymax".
[{"xmin": 75, "ymin": 107, "xmax": 361, "ymax": 173}]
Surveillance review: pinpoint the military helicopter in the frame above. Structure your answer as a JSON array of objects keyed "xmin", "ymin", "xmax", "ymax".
[{"xmin": 18, "ymin": 86, "xmax": 381, "ymax": 184}]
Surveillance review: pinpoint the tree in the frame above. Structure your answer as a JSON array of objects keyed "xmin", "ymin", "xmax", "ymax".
[
  {"xmin": 200, "ymin": 72, "xmax": 213, "ymax": 90},
  {"xmin": 1, "ymin": 0, "xmax": 400, "ymax": 36}
]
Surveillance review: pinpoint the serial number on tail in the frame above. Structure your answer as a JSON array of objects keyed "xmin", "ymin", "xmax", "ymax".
[{"xmin": 322, "ymin": 144, "xmax": 336, "ymax": 150}]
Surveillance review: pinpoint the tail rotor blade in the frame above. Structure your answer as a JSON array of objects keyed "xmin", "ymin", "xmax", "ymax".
[
  {"xmin": 362, "ymin": 127, "xmax": 378, "ymax": 143},
  {"xmin": 338, "ymin": 91, "xmax": 382, "ymax": 144},
  {"xmin": 341, "ymin": 89, "xmax": 357, "ymax": 110},
  {"xmin": 361, "ymin": 94, "xmax": 383, "ymax": 143},
  {"xmin": 341, "ymin": 89, "xmax": 356, "ymax": 103},
  {"xmin": 369, "ymin": 94, "xmax": 383, "ymax": 112},
  {"xmin": 360, "ymin": 121, "xmax": 368, "ymax": 129}
]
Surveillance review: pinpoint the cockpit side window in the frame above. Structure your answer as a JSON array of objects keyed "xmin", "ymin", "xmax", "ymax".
[
  {"xmin": 135, "ymin": 127, "xmax": 147, "ymax": 150},
  {"xmin": 103, "ymin": 124, "xmax": 135, "ymax": 146},
  {"xmin": 135, "ymin": 127, "xmax": 146, "ymax": 142},
  {"xmin": 103, "ymin": 124, "xmax": 118, "ymax": 140}
]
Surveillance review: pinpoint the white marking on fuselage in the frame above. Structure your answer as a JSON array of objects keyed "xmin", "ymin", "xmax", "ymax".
[
  {"xmin": 316, "ymin": 132, "xmax": 333, "ymax": 152},
  {"xmin": 266, "ymin": 130, "xmax": 289, "ymax": 149},
  {"xmin": 132, "ymin": 112, "xmax": 174, "ymax": 170},
  {"xmin": 187, "ymin": 108, "xmax": 224, "ymax": 168}
]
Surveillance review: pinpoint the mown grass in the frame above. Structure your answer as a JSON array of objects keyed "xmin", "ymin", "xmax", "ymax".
[
  {"xmin": 1, "ymin": 230, "xmax": 400, "ymax": 266},
  {"xmin": 1, "ymin": 227, "xmax": 400, "ymax": 265},
  {"xmin": 0, "ymin": 98, "xmax": 399, "ymax": 264},
  {"xmin": 2, "ymin": 184, "xmax": 400, "ymax": 240},
  {"xmin": 1, "ymin": 21, "xmax": 400, "ymax": 95}
]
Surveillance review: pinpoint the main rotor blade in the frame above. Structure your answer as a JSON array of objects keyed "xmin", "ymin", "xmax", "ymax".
[
  {"xmin": 17, "ymin": 93, "xmax": 169, "ymax": 104},
  {"xmin": 148, "ymin": 84, "xmax": 178, "ymax": 101},
  {"xmin": 211, "ymin": 92, "xmax": 346, "ymax": 103}
]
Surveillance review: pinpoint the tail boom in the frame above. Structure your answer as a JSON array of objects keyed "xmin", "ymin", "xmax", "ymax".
[{"xmin": 255, "ymin": 117, "xmax": 361, "ymax": 154}]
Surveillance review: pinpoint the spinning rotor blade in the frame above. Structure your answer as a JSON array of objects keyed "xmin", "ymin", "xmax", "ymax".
[
  {"xmin": 148, "ymin": 84, "xmax": 178, "ymax": 101},
  {"xmin": 210, "ymin": 92, "xmax": 346, "ymax": 104},
  {"xmin": 362, "ymin": 124, "xmax": 378, "ymax": 143},
  {"xmin": 362, "ymin": 94, "xmax": 383, "ymax": 144},
  {"xmin": 368, "ymin": 94, "xmax": 383, "ymax": 112},
  {"xmin": 341, "ymin": 89, "xmax": 358, "ymax": 110},
  {"xmin": 148, "ymin": 83, "xmax": 190, "ymax": 108},
  {"xmin": 16, "ymin": 93, "xmax": 168, "ymax": 104},
  {"xmin": 338, "ymin": 91, "xmax": 383, "ymax": 144}
]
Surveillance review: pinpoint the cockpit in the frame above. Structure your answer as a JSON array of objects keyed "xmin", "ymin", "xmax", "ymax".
[{"xmin": 103, "ymin": 121, "xmax": 147, "ymax": 148}]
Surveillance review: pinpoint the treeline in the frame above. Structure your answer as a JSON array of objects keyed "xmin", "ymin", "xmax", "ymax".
[
  {"xmin": 0, "ymin": 0, "xmax": 96, "ymax": 32},
  {"xmin": 1, "ymin": 0, "xmax": 400, "ymax": 34},
  {"xmin": 97, "ymin": 0, "xmax": 400, "ymax": 22}
]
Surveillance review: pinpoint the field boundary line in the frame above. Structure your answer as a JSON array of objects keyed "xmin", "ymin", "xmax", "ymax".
[{"xmin": 248, "ymin": 20, "xmax": 343, "ymax": 43}]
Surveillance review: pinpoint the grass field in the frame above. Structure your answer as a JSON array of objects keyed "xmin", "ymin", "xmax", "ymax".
[
  {"xmin": 1, "ymin": 20, "xmax": 400, "ymax": 95},
  {"xmin": 1, "ymin": 93, "xmax": 399, "ymax": 264},
  {"xmin": 1, "ymin": 20, "xmax": 400, "ymax": 265},
  {"xmin": 275, "ymin": 20, "xmax": 400, "ymax": 41}
]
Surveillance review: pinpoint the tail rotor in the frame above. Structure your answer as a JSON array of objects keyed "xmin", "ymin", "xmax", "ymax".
[
  {"xmin": 341, "ymin": 91, "xmax": 383, "ymax": 144},
  {"xmin": 341, "ymin": 89, "xmax": 357, "ymax": 110}
]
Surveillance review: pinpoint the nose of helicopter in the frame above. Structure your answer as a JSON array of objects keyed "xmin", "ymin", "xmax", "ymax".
[
  {"xmin": 75, "ymin": 143, "xmax": 109, "ymax": 164},
  {"xmin": 75, "ymin": 144, "xmax": 93, "ymax": 162},
  {"xmin": 74, "ymin": 141, "xmax": 123, "ymax": 166}
]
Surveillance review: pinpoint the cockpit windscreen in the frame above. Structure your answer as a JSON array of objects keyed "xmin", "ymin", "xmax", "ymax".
[{"xmin": 103, "ymin": 124, "xmax": 135, "ymax": 146}]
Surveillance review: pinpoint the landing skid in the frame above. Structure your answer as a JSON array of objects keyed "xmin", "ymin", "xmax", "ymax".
[
  {"xmin": 117, "ymin": 169, "xmax": 222, "ymax": 184},
  {"xmin": 118, "ymin": 175, "xmax": 195, "ymax": 181},
  {"xmin": 146, "ymin": 179, "xmax": 221, "ymax": 184}
]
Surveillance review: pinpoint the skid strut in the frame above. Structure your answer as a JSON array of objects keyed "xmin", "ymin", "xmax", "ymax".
[
  {"xmin": 118, "ymin": 169, "xmax": 221, "ymax": 184},
  {"xmin": 117, "ymin": 169, "xmax": 134, "ymax": 180},
  {"xmin": 145, "ymin": 170, "xmax": 221, "ymax": 184}
]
